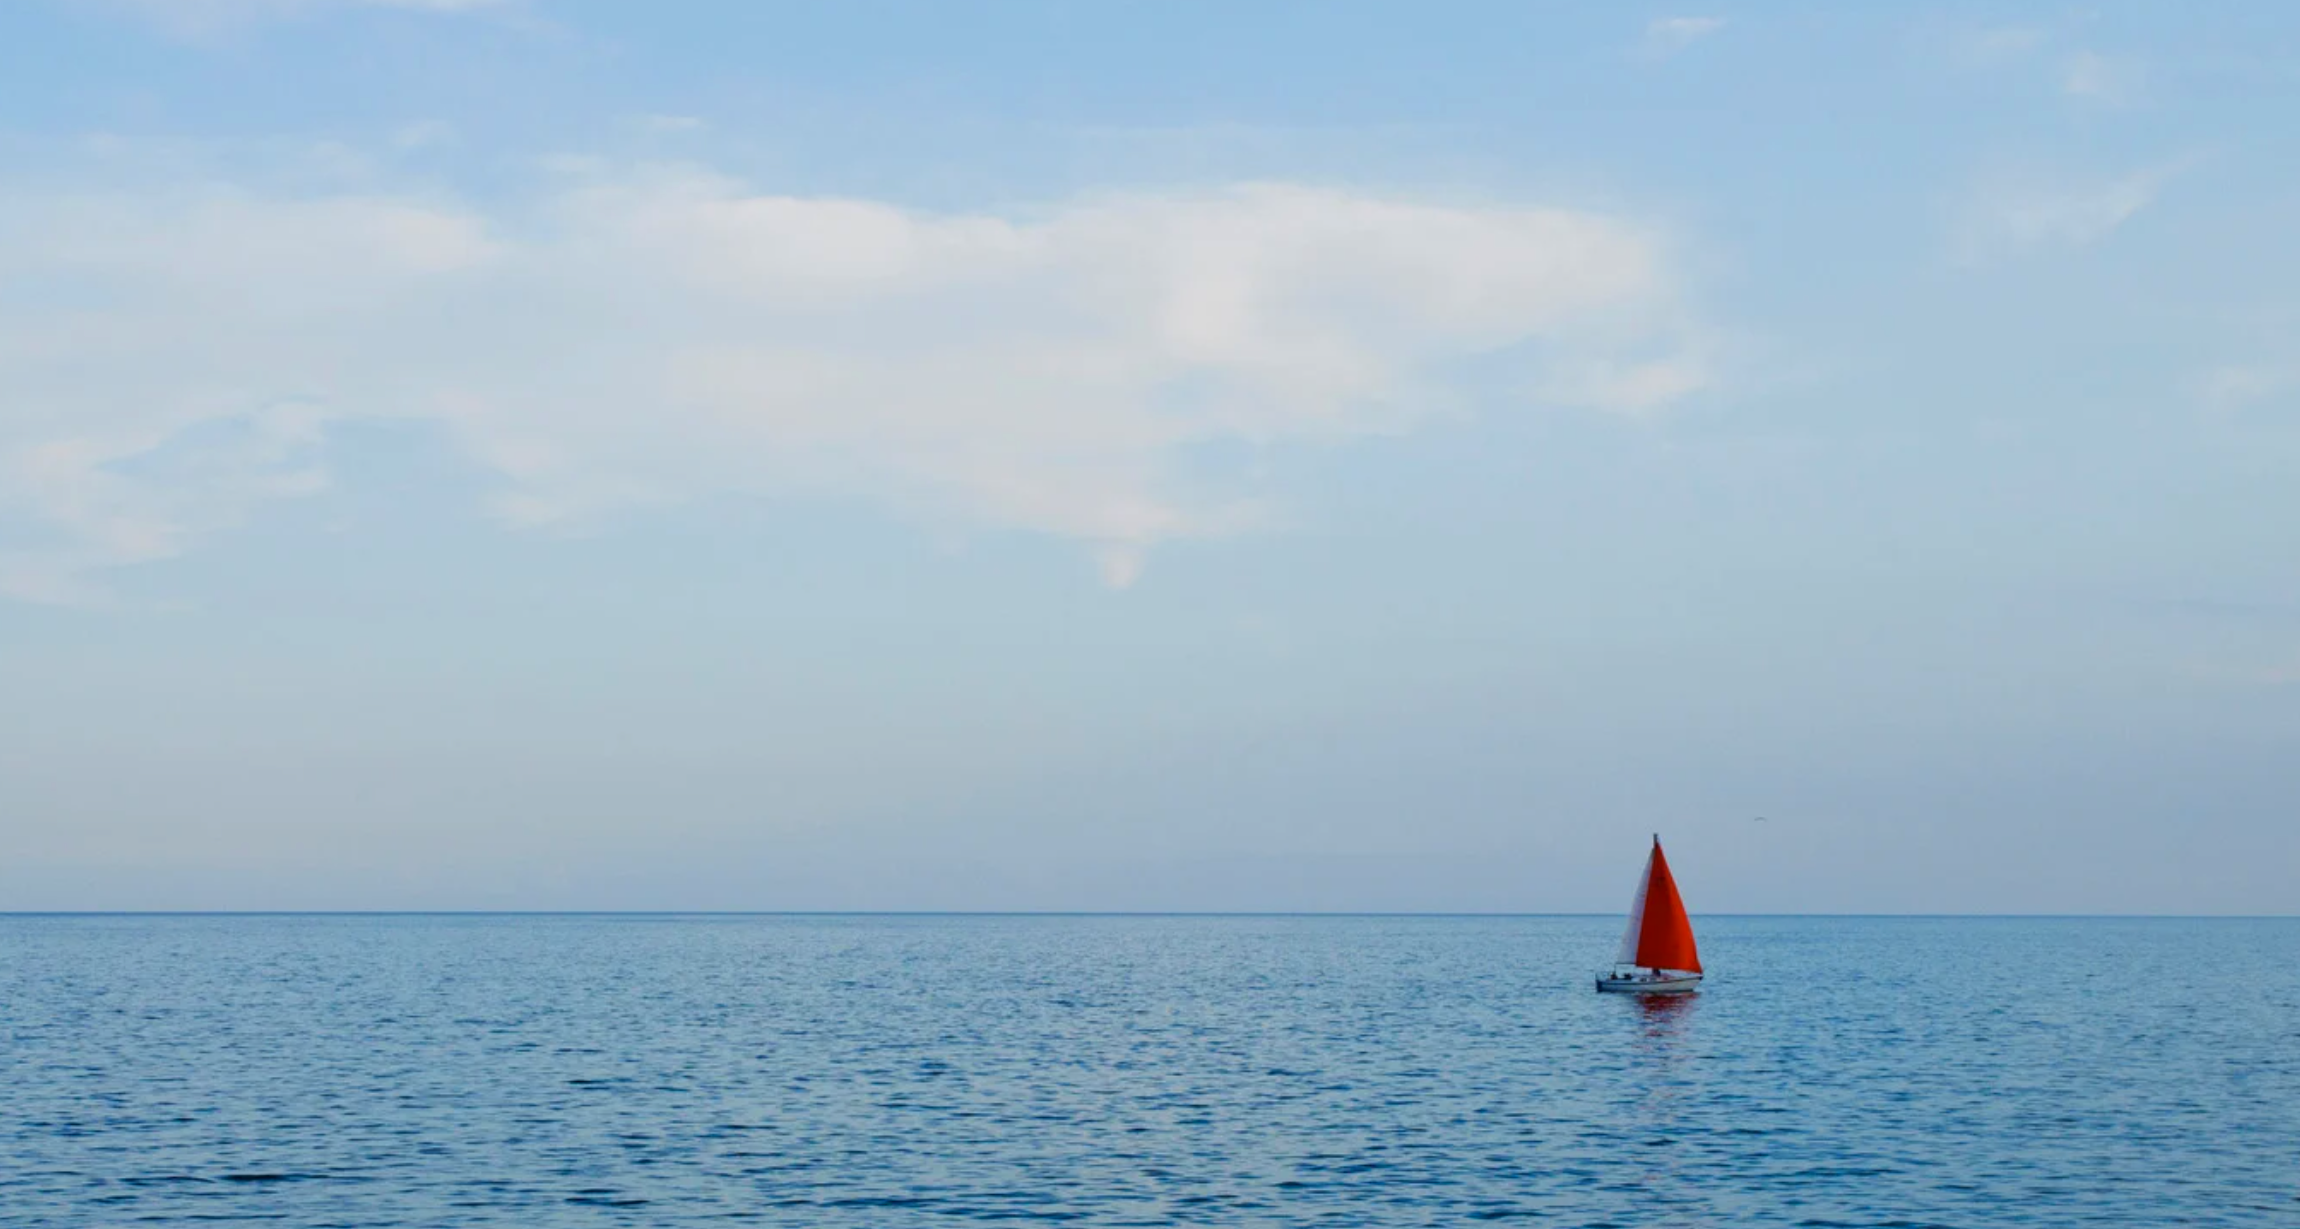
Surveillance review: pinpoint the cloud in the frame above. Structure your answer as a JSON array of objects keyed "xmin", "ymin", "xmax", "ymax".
[
  {"xmin": 1642, "ymin": 16, "xmax": 1724, "ymax": 57},
  {"xmin": 1953, "ymin": 162, "xmax": 2186, "ymax": 263},
  {"xmin": 1943, "ymin": 26, "xmax": 2142, "ymax": 106},
  {"xmin": 0, "ymin": 163, "xmax": 1708, "ymax": 601},
  {"xmin": 2195, "ymin": 364, "xmax": 2294, "ymax": 412},
  {"xmin": 2061, "ymin": 50, "xmax": 2140, "ymax": 103},
  {"xmin": 390, "ymin": 121, "xmax": 458, "ymax": 151},
  {"xmin": 2, "ymin": 408, "xmax": 327, "ymax": 605}
]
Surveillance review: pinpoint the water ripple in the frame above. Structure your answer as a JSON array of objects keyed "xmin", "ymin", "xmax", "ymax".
[{"xmin": 2, "ymin": 915, "xmax": 2295, "ymax": 1226}]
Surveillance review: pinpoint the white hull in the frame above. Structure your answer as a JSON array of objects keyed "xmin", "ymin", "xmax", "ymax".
[{"xmin": 1596, "ymin": 972, "xmax": 1701, "ymax": 994}]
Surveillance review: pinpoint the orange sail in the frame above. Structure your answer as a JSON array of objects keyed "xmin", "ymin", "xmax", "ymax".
[{"xmin": 1613, "ymin": 836, "xmax": 1702, "ymax": 974}]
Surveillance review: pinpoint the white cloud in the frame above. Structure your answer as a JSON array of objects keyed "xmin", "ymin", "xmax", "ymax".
[
  {"xmin": 2195, "ymin": 364, "xmax": 2294, "ymax": 412},
  {"xmin": 1954, "ymin": 162, "xmax": 2185, "ymax": 263},
  {"xmin": 1642, "ymin": 16, "xmax": 1724, "ymax": 57},
  {"xmin": 0, "ymin": 165, "xmax": 1708, "ymax": 600},
  {"xmin": 1943, "ymin": 26, "xmax": 2143, "ymax": 106},
  {"xmin": 1535, "ymin": 351, "xmax": 1712, "ymax": 414},
  {"xmin": 390, "ymin": 121, "xmax": 458, "ymax": 151},
  {"xmin": 2061, "ymin": 50, "xmax": 2140, "ymax": 103}
]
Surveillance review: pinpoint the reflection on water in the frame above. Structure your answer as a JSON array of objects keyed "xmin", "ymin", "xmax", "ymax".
[
  {"xmin": 1621, "ymin": 987, "xmax": 1707, "ymax": 1220},
  {"xmin": 1635, "ymin": 986, "xmax": 1699, "ymax": 1030},
  {"xmin": 1624, "ymin": 988, "xmax": 1695, "ymax": 1065}
]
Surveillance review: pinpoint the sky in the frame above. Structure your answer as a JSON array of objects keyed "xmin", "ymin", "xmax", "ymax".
[{"xmin": 1, "ymin": 1, "xmax": 2295, "ymax": 913}]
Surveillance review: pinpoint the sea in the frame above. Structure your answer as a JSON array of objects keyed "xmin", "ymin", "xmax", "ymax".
[{"xmin": 3, "ymin": 914, "xmax": 2295, "ymax": 1227}]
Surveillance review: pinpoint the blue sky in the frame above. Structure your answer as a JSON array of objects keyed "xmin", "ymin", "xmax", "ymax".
[{"xmin": 1, "ymin": 1, "xmax": 2295, "ymax": 912}]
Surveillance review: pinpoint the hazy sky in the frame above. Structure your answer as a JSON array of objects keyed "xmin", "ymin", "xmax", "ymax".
[{"xmin": 2, "ymin": 1, "xmax": 2295, "ymax": 912}]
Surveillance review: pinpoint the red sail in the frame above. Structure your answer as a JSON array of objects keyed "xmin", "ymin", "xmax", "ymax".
[{"xmin": 1633, "ymin": 838, "xmax": 1702, "ymax": 974}]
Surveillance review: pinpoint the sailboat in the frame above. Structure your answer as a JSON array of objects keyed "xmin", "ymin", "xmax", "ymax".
[{"xmin": 1596, "ymin": 835, "xmax": 1703, "ymax": 993}]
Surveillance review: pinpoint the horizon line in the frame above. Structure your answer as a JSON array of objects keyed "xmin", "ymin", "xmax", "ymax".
[{"xmin": 3, "ymin": 910, "xmax": 2294, "ymax": 920}]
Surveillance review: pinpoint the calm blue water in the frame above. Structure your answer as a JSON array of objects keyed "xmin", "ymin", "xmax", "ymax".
[{"xmin": 3, "ymin": 915, "xmax": 2296, "ymax": 1226}]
